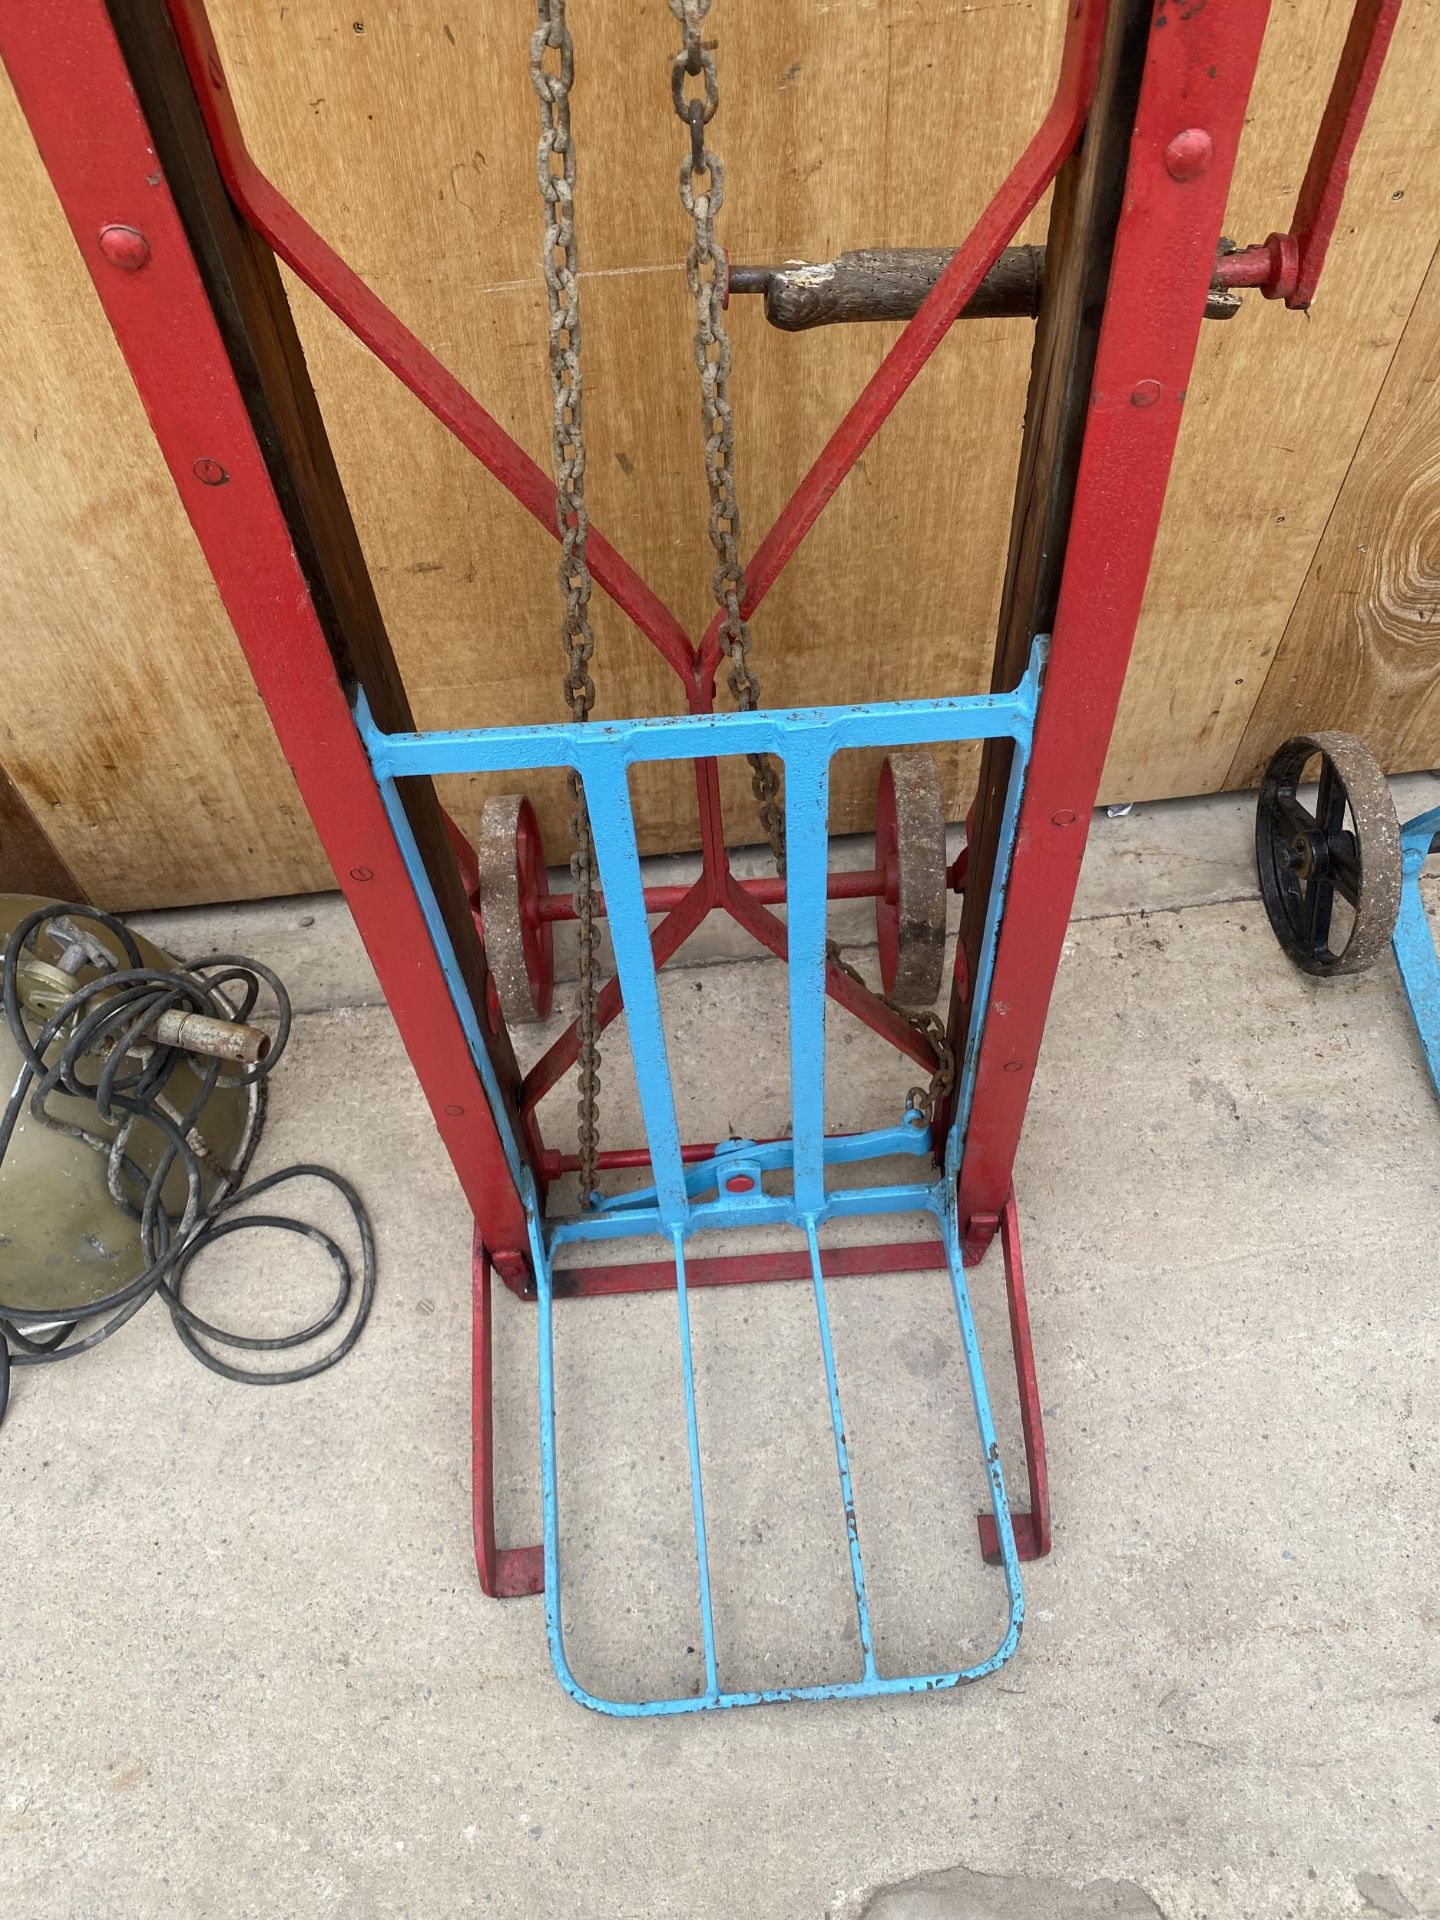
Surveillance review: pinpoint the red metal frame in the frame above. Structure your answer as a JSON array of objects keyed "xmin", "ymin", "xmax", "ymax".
[
  {"xmin": 471, "ymin": 1243, "xmax": 545, "ymax": 1599},
  {"xmin": 154, "ymin": 0, "xmax": 1103, "ymax": 1156},
  {"xmin": 0, "ymin": 0, "xmax": 536, "ymax": 1257},
  {"xmin": 957, "ymin": 0, "xmax": 1278, "ymax": 1255},
  {"xmin": 977, "ymin": 1198, "xmax": 1049, "ymax": 1563},
  {"xmin": 0, "ymin": 0, "xmax": 1392, "ymax": 1601},
  {"xmin": 1214, "ymin": 0, "xmax": 1401, "ymax": 309}
]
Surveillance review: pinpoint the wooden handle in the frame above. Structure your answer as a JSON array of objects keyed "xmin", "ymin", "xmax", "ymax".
[
  {"xmin": 753, "ymin": 244, "xmax": 1239, "ymax": 329},
  {"xmin": 761, "ymin": 246, "xmax": 1045, "ymax": 331}
]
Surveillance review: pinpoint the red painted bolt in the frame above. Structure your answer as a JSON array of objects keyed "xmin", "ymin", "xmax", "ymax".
[
  {"xmin": 1259, "ymin": 230, "xmax": 1301, "ymax": 303},
  {"xmin": 1130, "ymin": 379, "xmax": 1161, "ymax": 409},
  {"xmin": 1051, "ymin": 809, "xmax": 1077, "ymax": 827},
  {"xmin": 444, "ymin": 1103, "xmax": 465, "ymax": 1117},
  {"xmin": 724, "ymin": 1173, "xmax": 756, "ymax": 1194},
  {"xmin": 1003, "ymin": 1060, "xmax": 1024, "ymax": 1075},
  {"xmin": 192, "ymin": 457, "xmax": 229, "ymax": 485},
  {"xmin": 349, "ymin": 865, "xmax": 374, "ymax": 882},
  {"xmin": 98, "ymin": 224, "xmax": 149, "ymax": 271},
  {"xmin": 1164, "ymin": 128, "xmax": 1213, "ymax": 182}
]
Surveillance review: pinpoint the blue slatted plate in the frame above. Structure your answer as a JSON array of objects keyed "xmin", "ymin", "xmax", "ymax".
[{"xmin": 355, "ymin": 639, "xmax": 1046, "ymax": 1714}]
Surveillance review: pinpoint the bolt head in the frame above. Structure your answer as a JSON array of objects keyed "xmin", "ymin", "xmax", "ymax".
[
  {"xmin": 1164, "ymin": 128, "xmax": 1213, "ymax": 181},
  {"xmin": 98, "ymin": 223, "xmax": 150, "ymax": 271},
  {"xmin": 1131, "ymin": 379, "xmax": 1162, "ymax": 409},
  {"xmin": 349, "ymin": 865, "xmax": 374, "ymax": 882},
  {"xmin": 1289, "ymin": 836, "xmax": 1319, "ymax": 879},
  {"xmin": 724, "ymin": 1173, "xmax": 756, "ymax": 1194},
  {"xmin": 1051, "ymin": 808, "xmax": 1077, "ymax": 827},
  {"xmin": 1261, "ymin": 230, "xmax": 1302, "ymax": 302},
  {"xmin": 192, "ymin": 458, "xmax": 229, "ymax": 486}
]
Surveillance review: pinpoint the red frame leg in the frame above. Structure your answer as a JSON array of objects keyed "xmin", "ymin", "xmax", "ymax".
[
  {"xmin": 472, "ymin": 1243, "xmax": 544, "ymax": 1598},
  {"xmin": 153, "ymin": 0, "xmax": 1098, "ymax": 1177},
  {"xmin": 976, "ymin": 1194, "xmax": 1050, "ymax": 1563}
]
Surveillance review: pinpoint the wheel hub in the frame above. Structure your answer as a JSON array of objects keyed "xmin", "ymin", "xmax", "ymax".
[{"xmin": 1285, "ymin": 827, "xmax": 1328, "ymax": 880}]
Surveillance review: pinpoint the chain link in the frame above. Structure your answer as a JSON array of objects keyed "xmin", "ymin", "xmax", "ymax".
[
  {"xmin": 668, "ymin": 0, "xmax": 786, "ymax": 871},
  {"xmin": 531, "ymin": 0, "xmax": 601, "ymax": 1204},
  {"xmin": 524, "ymin": 1, "xmax": 950, "ymax": 1172},
  {"xmin": 825, "ymin": 942, "xmax": 955, "ymax": 1123},
  {"xmin": 667, "ymin": 1, "xmax": 950, "ymax": 1120}
]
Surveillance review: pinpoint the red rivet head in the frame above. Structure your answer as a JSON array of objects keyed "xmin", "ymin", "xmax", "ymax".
[
  {"xmin": 1164, "ymin": 128, "xmax": 1213, "ymax": 182},
  {"xmin": 349, "ymin": 865, "xmax": 374, "ymax": 882},
  {"xmin": 98, "ymin": 224, "xmax": 150, "ymax": 271},
  {"xmin": 1130, "ymin": 379, "xmax": 1162, "ymax": 409},
  {"xmin": 724, "ymin": 1173, "xmax": 756, "ymax": 1194},
  {"xmin": 1051, "ymin": 808, "xmax": 1077, "ymax": 827},
  {"xmin": 192, "ymin": 457, "xmax": 229, "ymax": 486}
]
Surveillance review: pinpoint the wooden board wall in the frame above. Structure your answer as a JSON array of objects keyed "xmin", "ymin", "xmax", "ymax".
[{"xmin": 1, "ymin": 0, "xmax": 1437, "ymax": 909}]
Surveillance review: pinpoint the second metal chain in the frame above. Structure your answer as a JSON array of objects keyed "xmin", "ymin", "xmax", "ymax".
[
  {"xmin": 825, "ymin": 943, "xmax": 955, "ymax": 1124},
  {"xmin": 531, "ymin": 0, "xmax": 601, "ymax": 1205},
  {"xmin": 668, "ymin": 0, "xmax": 786, "ymax": 871},
  {"xmin": 667, "ymin": 0, "xmax": 952, "ymax": 1121},
  {"xmin": 526, "ymin": 3, "xmax": 952, "ymax": 1154}
]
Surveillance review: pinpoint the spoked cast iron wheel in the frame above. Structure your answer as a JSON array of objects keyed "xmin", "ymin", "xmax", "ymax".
[{"xmin": 1255, "ymin": 731, "xmax": 1401, "ymax": 976}]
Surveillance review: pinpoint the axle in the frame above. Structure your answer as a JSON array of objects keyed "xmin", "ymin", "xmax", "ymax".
[{"xmin": 530, "ymin": 853, "xmax": 967, "ymax": 925}]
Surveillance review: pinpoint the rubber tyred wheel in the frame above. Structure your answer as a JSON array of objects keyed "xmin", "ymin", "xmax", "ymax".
[
  {"xmin": 1255, "ymin": 731, "xmax": 1401, "ymax": 977},
  {"xmin": 874, "ymin": 751, "xmax": 947, "ymax": 1007},
  {"xmin": 478, "ymin": 794, "xmax": 554, "ymax": 1024}
]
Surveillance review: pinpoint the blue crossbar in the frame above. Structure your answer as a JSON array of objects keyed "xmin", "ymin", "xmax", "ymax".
[{"xmin": 354, "ymin": 638, "xmax": 1045, "ymax": 1713}]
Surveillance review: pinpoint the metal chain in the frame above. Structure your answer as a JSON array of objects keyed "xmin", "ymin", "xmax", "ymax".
[
  {"xmin": 531, "ymin": 0, "xmax": 601, "ymax": 1204},
  {"xmin": 825, "ymin": 942, "xmax": 955, "ymax": 1123},
  {"xmin": 668, "ymin": 0, "xmax": 786, "ymax": 871},
  {"xmin": 526, "ymin": 4, "xmax": 949, "ymax": 1157},
  {"xmin": 667, "ymin": 0, "xmax": 951, "ymax": 1120}
]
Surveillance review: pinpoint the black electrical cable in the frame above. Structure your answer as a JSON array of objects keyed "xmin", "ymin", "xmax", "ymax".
[{"xmin": 0, "ymin": 904, "xmax": 376, "ymax": 1432}]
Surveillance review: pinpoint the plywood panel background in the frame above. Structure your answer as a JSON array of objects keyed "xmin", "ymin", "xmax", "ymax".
[
  {"xmin": 1, "ymin": 0, "xmax": 1437, "ymax": 909},
  {"xmin": 1229, "ymin": 240, "xmax": 1440, "ymax": 785}
]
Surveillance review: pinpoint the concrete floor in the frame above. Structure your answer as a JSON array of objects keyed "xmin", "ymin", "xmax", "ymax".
[{"xmin": 3, "ymin": 786, "xmax": 1439, "ymax": 1919}]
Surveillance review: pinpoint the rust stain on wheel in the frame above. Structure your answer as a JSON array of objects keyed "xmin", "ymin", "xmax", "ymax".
[
  {"xmin": 478, "ymin": 794, "xmax": 554, "ymax": 1024},
  {"xmin": 875, "ymin": 752, "xmax": 947, "ymax": 1007}
]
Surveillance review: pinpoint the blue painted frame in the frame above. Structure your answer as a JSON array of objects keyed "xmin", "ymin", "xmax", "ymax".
[
  {"xmin": 1394, "ymin": 806, "xmax": 1440, "ymax": 1105},
  {"xmin": 354, "ymin": 639, "xmax": 1046, "ymax": 1713}
]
